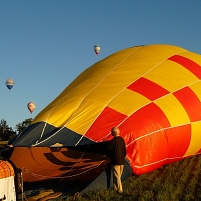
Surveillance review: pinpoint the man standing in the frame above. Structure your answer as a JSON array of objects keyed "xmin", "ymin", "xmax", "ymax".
[{"xmin": 108, "ymin": 127, "xmax": 126, "ymax": 193}]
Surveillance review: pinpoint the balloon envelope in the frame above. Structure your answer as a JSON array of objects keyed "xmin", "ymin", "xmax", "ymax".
[
  {"xmin": 5, "ymin": 78, "xmax": 14, "ymax": 90},
  {"xmin": 94, "ymin": 44, "xmax": 100, "ymax": 55},
  {"xmin": 5, "ymin": 44, "xmax": 201, "ymax": 183},
  {"xmin": 27, "ymin": 102, "xmax": 36, "ymax": 113}
]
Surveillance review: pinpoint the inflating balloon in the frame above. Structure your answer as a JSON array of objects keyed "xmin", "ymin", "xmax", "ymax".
[
  {"xmin": 5, "ymin": 78, "xmax": 14, "ymax": 91},
  {"xmin": 27, "ymin": 102, "xmax": 36, "ymax": 114},
  {"xmin": 3, "ymin": 44, "xmax": 201, "ymax": 185},
  {"xmin": 94, "ymin": 44, "xmax": 100, "ymax": 55}
]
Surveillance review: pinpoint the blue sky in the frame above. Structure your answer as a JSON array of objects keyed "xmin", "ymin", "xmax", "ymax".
[{"xmin": 0, "ymin": 1, "xmax": 201, "ymax": 130}]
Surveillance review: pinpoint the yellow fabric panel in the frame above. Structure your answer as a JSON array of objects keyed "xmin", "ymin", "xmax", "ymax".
[
  {"xmin": 126, "ymin": 44, "xmax": 185, "ymax": 62},
  {"xmin": 184, "ymin": 122, "xmax": 201, "ymax": 157},
  {"xmin": 66, "ymin": 100, "xmax": 104, "ymax": 134},
  {"xmin": 82, "ymin": 45, "xmax": 188, "ymax": 105},
  {"xmin": 37, "ymin": 98, "xmax": 85, "ymax": 127},
  {"xmin": 33, "ymin": 46, "xmax": 143, "ymax": 125},
  {"xmin": 108, "ymin": 89, "xmax": 150, "ymax": 116},
  {"xmin": 154, "ymin": 94, "xmax": 190, "ymax": 127},
  {"xmin": 33, "ymin": 44, "xmax": 188, "ymax": 128},
  {"xmin": 144, "ymin": 60, "xmax": 199, "ymax": 92},
  {"xmin": 189, "ymin": 81, "xmax": 201, "ymax": 102},
  {"xmin": 33, "ymin": 91, "xmax": 92, "ymax": 127}
]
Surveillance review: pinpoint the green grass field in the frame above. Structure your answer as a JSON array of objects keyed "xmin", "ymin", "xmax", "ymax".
[{"xmin": 65, "ymin": 154, "xmax": 201, "ymax": 201}]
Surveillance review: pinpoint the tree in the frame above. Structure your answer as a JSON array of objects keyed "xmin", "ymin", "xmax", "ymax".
[
  {"xmin": 16, "ymin": 118, "xmax": 33, "ymax": 134},
  {"xmin": 0, "ymin": 119, "xmax": 16, "ymax": 141}
]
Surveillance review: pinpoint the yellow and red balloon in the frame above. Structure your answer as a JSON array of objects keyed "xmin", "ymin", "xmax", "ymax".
[{"xmin": 6, "ymin": 44, "xmax": 201, "ymax": 182}]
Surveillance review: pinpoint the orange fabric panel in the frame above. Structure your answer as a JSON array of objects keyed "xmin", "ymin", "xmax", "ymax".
[
  {"xmin": 127, "ymin": 130, "xmax": 168, "ymax": 175},
  {"xmin": 165, "ymin": 124, "xmax": 191, "ymax": 161},
  {"xmin": 120, "ymin": 103, "xmax": 171, "ymax": 174},
  {"xmin": 169, "ymin": 55, "xmax": 201, "ymax": 79},
  {"xmin": 85, "ymin": 107, "xmax": 127, "ymax": 142},
  {"xmin": 173, "ymin": 87, "xmax": 201, "ymax": 122},
  {"xmin": 10, "ymin": 147, "xmax": 109, "ymax": 182},
  {"xmin": 121, "ymin": 102, "xmax": 171, "ymax": 142},
  {"xmin": 127, "ymin": 77, "xmax": 170, "ymax": 101}
]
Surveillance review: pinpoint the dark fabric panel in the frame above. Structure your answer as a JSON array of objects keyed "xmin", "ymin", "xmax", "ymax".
[
  {"xmin": 68, "ymin": 141, "xmax": 110, "ymax": 156},
  {"xmin": 37, "ymin": 127, "xmax": 93, "ymax": 146},
  {"xmin": 10, "ymin": 122, "xmax": 93, "ymax": 147},
  {"xmin": 10, "ymin": 123, "xmax": 46, "ymax": 146}
]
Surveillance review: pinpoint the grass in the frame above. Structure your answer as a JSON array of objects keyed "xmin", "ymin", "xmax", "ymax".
[{"xmin": 58, "ymin": 154, "xmax": 201, "ymax": 201}]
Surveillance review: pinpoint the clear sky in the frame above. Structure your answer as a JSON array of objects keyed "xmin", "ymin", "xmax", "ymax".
[{"xmin": 0, "ymin": 1, "xmax": 201, "ymax": 130}]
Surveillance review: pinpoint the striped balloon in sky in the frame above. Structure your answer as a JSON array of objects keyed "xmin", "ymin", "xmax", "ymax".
[{"xmin": 5, "ymin": 44, "xmax": 201, "ymax": 182}]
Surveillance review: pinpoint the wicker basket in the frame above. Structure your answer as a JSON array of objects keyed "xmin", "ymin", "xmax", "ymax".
[{"xmin": 0, "ymin": 160, "xmax": 15, "ymax": 178}]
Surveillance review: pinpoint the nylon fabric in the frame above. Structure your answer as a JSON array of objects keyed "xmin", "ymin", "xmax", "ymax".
[{"xmin": 5, "ymin": 44, "xmax": 201, "ymax": 180}]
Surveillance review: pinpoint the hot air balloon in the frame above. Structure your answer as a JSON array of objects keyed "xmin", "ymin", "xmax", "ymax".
[
  {"xmin": 0, "ymin": 159, "xmax": 20, "ymax": 200},
  {"xmin": 2, "ymin": 44, "xmax": 201, "ymax": 191},
  {"xmin": 5, "ymin": 78, "xmax": 14, "ymax": 91},
  {"xmin": 27, "ymin": 102, "xmax": 36, "ymax": 114},
  {"xmin": 94, "ymin": 44, "xmax": 100, "ymax": 55}
]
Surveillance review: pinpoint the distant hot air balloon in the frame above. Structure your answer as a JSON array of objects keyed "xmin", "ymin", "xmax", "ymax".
[
  {"xmin": 94, "ymin": 44, "xmax": 100, "ymax": 55},
  {"xmin": 27, "ymin": 102, "xmax": 36, "ymax": 114},
  {"xmin": 5, "ymin": 78, "xmax": 14, "ymax": 91}
]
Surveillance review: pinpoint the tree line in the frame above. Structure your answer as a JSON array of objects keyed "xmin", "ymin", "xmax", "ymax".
[{"xmin": 0, "ymin": 118, "xmax": 33, "ymax": 141}]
